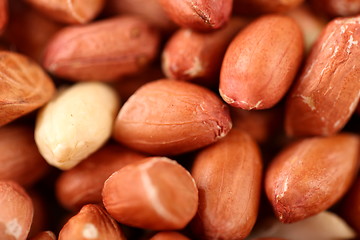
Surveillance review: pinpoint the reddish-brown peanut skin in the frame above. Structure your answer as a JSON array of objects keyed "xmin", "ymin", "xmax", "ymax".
[
  {"xmin": 285, "ymin": 16, "xmax": 360, "ymax": 136},
  {"xmin": 191, "ymin": 129, "xmax": 262, "ymax": 240},
  {"xmin": 43, "ymin": 16, "xmax": 160, "ymax": 82},
  {"xmin": 113, "ymin": 79, "xmax": 232, "ymax": 155},
  {"xmin": 0, "ymin": 0, "xmax": 8, "ymax": 34},
  {"xmin": 0, "ymin": 51, "xmax": 55, "ymax": 127},
  {"xmin": 265, "ymin": 134, "xmax": 360, "ymax": 223},
  {"xmin": 25, "ymin": 0, "xmax": 105, "ymax": 24},
  {"xmin": 233, "ymin": 0, "xmax": 303, "ymax": 15},
  {"xmin": 310, "ymin": 0, "xmax": 360, "ymax": 17},
  {"xmin": 104, "ymin": 0, "xmax": 177, "ymax": 34},
  {"xmin": 220, "ymin": 15, "xmax": 303, "ymax": 110},
  {"xmin": 341, "ymin": 177, "xmax": 360, "ymax": 233},
  {"xmin": 56, "ymin": 143, "xmax": 146, "ymax": 211},
  {"xmin": 158, "ymin": 0, "xmax": 232, "ymax": 31},
  {"xmin": 252, "ymin": 238, "xmax": 287, "ymax": 240},
  {"xmin": 29, "ymin": 231, "xmax": 56, "ymax": 240},
  {"xmin": 0, "ymin": 181, "xmax": 34, "ymax": 240},
  {"xmin": 162, "ymin": 17, "xmax": 247, "ymax": 86},
  {"xmin": 59, "ymin": 204, "xmax": 126, "ymax": 240},
  {"xmin": 0, "ymin": 124, "xmax": 50, "ymax": 186},
  {"xmin": 102, "ymin": 157, "xmax": 198, "ymax": 230},
  {"xmin": 230, "ymin": 107, "xmax": 282, "ymax": 144},
  {"xmin": 150, "ymin": 231, "xmax": 191, "ymax": 240},
  {"xmin": 6, "ymin": 1, "xmax": 63, "ymax": 63},
  {"xmin": 286, "ymin": 5, "xmax": 327, "ymax": 54}
]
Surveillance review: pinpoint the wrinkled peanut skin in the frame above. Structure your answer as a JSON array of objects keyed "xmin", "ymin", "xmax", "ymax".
[
  {"xmin": 158, "ymin": 0, "xmax": 232, "ymax": 31},
  {"xmin": 162, "ymin": 17, "xmax": 247, "ymax": 87},
  {"xmin": 43, "ymin": 16, "xmax": 160, "ymax": 82},
  {"xmin": 265, "ymin": 134, "xmax": 360, "ymax": 223},
  {"xmin": 25, "ymin": 0, "xmax": 105, "ymax": 24},
  {"xmin": 0, "ymin": 51, "xmax": 55, "ymax": 127},
  {"xmin": 113, "ymin": 79, "xmax": 232, "ymax": 155},
  {"xmin": 220, "ymin": 15, "xmax": 303, "ymax": 110},
  {"xmin": 285, "ymin": 16, "xmax": 360, "ymax": 136},
  {"xmin": 191, "ymin": 129, "xmax": 262, "ymax": 240}
]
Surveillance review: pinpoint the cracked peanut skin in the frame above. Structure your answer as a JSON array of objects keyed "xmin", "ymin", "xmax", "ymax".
[
  {"xmin": 113, "ymin": 79, "xmax": 232, "ymax": 155},
  {"xmin": 219, "ymin": 15, "xmax": 303, "ymax": 110},
  {"xmin": 285, "ymin": 16, "xmax": 360, "ymax": 137},
  {"xmin": 265, "ymin": 134, "xmax": 360, "ymax": 224},
  {"xmin": 158, "ymin": 0, "xmax": 232, "ymax": 31}
]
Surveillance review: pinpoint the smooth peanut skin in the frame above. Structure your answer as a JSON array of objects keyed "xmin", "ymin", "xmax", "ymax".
[
  {"xmin": 7, "ymin": 1, "xmax": 63, "ymax": 63},
  {"xmin": 158, "ymin": 0, "xmax": 232, "ymax": 31},
  {"xmin": 341, "ymin": 177, "xmax": 360, "ymax": 234},
  {"xmin": 113, "ymin": 79, "xmax": 232, "ymax": 155},
  {"xmin": 0, "ymin": 0, "xmax": 8, "ymax": 34},
  {"xmin": 25, "ymin": 0, "xmax": 105, "ymax": 24},
  {"xmin": 265, "ymin": 134, "xmax": 360, "ymax": 223},
  {"xmin": 105, "ymin": 0, "xmax": 177, "ymax": 34},
  {"xmin": 162, "ymin": 17, "xmax": 247, "ymax": 86},
  {"xmin": 43, "ymin": 16, "xmax": 160, "ymax": 82},
  {"xmin": 220, "ymin": 15, "xmax": 303, "ymax": 110},
  {"xmin": 286, "ymin": 5, "xmax": 326, "ymax": 53},
  {"xmin": 56, "ymin": 144, "xmax": 146, "ymax": 211},
  {"xmin": 0, "ymin": 124, "xmax": 50, "ymax": 186},
  {"xmin": 233, "ymin": 0, "xmax": 303, "ymax": 15},
  {"xmin": 0, "ymin": 181, "xmax": 34, "ymax": 240},
  {"xmin": 29, "ymin": 231, "xmax": 56, "ymax": 240},
  {"xmin": 310, "ymin": 0, "xmax": 360, "ymax": 17},
  {"xmin": 150, "ymin": 232, "xmax": 191, "ymax": 240},
  {"xmin": 191, "ymin": 129, "xmax": 262, "ymax": 240},
  {"xmin": 102, "ymin": 157, "xmax": 198, "ymax": 230},
  {"xmin": 285, "ymin": 16, "xmax": 360, "ymax": 136}
]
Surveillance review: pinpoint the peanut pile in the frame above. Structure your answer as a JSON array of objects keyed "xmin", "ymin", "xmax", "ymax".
[{"xmin": 0, "ymin": 0, "xmax": 359, "ymax": 240}]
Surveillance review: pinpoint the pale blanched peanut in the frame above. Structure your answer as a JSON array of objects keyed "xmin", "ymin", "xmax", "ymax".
[
  {"xmin": 0, "ymin": 181, "xmax": 34, "ymax": 240},
  {"xmin": 35, "ymin": 82, "xmax": 120, "ymax": 170},
  {"xmin": 249, "ymin": 212, "xmax": 356, "ymax": 240},
  {"xmin": 102, "ymin": 157, "xmax": 198, "ymax": 230}
]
